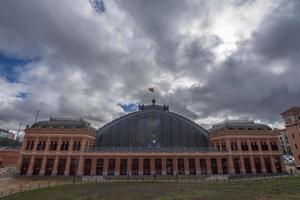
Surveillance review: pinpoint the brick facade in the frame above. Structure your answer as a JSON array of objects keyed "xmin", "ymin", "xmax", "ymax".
[{"xmin": 17, "ymin": 120, "xmax": 284, "ymax": 176}]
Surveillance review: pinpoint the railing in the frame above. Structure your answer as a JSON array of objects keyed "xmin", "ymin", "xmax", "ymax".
[
  {"xmin": 0, "ymin": 146, "xmax": 21, "ymax": 150},
  {"xmin": 0, "ymin": 178, "xmax": 79, "ymax": 199},
  {"xmin": 0, "ymin": 173, "xmax": 293, "ymax": 199},
  {"xmin": 85, "ymin": 146, "xmax": 227, "ymax": 152}
]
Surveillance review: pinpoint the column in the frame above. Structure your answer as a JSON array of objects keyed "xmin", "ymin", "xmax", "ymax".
[
  {"xmin": 39, "ymin": 156, "xmax": 47, "ymax": 176},
  {"xmin": 184, "ymin": 158, "xmax": 189, "ymax": 175},
  {"xmin": 206, "ymin": 158, "xmax": 212, "ymax": 175},
  {"xmin": 260, "ymin": 155, "xmax": 267, "ymax": 173},
  {"xmin": 115, "ymin": 158, "xmax": 120, "ymax": 176},
  {"xmin": 127, "ymin": 158, "xmax": 132, "ymax": 176},
  {"xmin": 162, "ymin": 158, "xmax": 166, "ymax": 175},
  {"xmin": 21, "ymin": 138, "xmax": 26, "ymax": 151},
  {"xmin": 103, "ymin": 158, "xmax": 108, "ymax": 176},
  {"xmin": 172, "ymin": 158, "xmax": 177, "ymax": 175},
  {"xmin": 239, "ymin": 156, "xmax": 246, "ymax": 174},
  {"xmin": 250, "ymin": 156, "xmax": 256, "ymax": 174},
  {"xmin": 91, "ymin": 158, "xmax": 97, "ymax": 176},
  {"xmin": 64, "ymin": 156, "xmax": 71, "ymax": 176},
  {"xmin": 76, "ymin": 156, "xmax": 84, "ymax": 176},
  {"xmin": 195, "ymin": 158, "xmax": 200, "ymax": 175},
  {"xmin": 46, "ymin": 137, "xmax": 50, "ymax": 151},
  {"xmin": 150, "ymin": 158, "xmax": 155, "ymax": 175},
  {"xmin": 228, "ymin": 156, "xmax": 235, "ymax": 174},
  {"xmin": 27, "ymin": 155, "xmax": 35, "ymax": 176},
  {"xmin": 33, "ymin": 137, "xmax": 39, "ymax": 153},
  {"xmin": 68, "ymin": 138, "xmax": 74, "ymax": 153},
  {"xmin": 56, "ymin": 138, "xmax": 62, "ymax": 153},
  {"xmin": 16, "ymin": 156, "xmax": 23, "ymax": 175},
  {"xmin": 225, "ymin": 138, "xmax": 231, "ymax": 153},
  {"xmin": 52, "ymin": 156, "xmax": 59, "ymax": 176},
  {"xmin": 217, "ymin": 157, "xmax": 222, "ymax": 175},
  {"xmin": 270, "ymin": 156, "xmax": 277, "ymax": 173},
  {"xmin": 139, "ymin": 158, "xmax": 143, "ymax": 176}
]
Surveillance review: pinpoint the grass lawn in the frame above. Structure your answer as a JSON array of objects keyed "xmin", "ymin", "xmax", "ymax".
[{"xmin": 3, "ymin": 177, "xmax": 300, "ymax": 200}]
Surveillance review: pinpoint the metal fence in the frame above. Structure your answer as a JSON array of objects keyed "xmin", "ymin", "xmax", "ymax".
[
  {"xmin": 0, "ymin": 173, "xmax": 292, "ymax": 199},
  {"xmin": 85, "ymin": 146, "xmax": 227, "ymax": 152},
  {"xmin": 0, "ymin": 179, "xmax": 80, "ymax": 199}
]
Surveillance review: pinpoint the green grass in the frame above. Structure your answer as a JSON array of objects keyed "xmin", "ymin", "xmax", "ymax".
[{"xmin": 3, "ymin": 177, "xmax": 300, "ymax": 200}]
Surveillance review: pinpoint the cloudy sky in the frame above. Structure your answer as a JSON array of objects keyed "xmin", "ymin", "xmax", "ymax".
[{"xmin": 0, "ymin": 0, "xmax": 299, "ymax": 132}]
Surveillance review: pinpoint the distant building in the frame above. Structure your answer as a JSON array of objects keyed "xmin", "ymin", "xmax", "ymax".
[
  {"xmin": 275, "ymin": 129, "xmax": 291, "ymax": 155},
  {"xmin": 0, "ymin": 128, "xmax": 15, "ymax": 140},
  {"xmin": 281, "ymin": 106, "xmax": 300, "ymax": 169},
  {"xmin": 17, "ymin": 100, "xmax": 283, "ymax": 176}
]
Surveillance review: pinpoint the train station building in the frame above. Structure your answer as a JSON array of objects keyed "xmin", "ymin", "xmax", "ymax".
[{"xmin": 17, "ymin": 100, "xmax": 283, "ymax": 177}]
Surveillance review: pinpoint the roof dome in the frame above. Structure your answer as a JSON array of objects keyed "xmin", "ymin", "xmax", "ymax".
[{"xmin": 96, "ymin": 104, "xmax": 209, "ymax": 147}]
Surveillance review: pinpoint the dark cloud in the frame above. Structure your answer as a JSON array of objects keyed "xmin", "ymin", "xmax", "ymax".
[{"xmin": 0, "ymin": 0, "xmax": 298, "ymax": 132}]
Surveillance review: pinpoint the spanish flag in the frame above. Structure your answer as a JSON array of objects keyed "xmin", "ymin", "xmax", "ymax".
[{"xmin": 148, "ymin": 88, "xmax": 154, "ymax": 93}]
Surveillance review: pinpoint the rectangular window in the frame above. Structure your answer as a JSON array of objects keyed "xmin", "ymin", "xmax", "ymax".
[
  {"xmin": 26, "ymin": 141, "xmax": 31, "ymax": 150},
  {"xmin": 57, "ymin": 159, "xmax": 66, "ymax": 175},
  {"xmin": 108, "ymin": 159, "xmax": 115, "ymax": 176},
  {"xmin": 261, "ymin": 142, "xmax": 269, "ymax": 151},
  {"xmin": 221, "ymin": 158, "xmax": 228, "ymax": 174},
  {"xmin": 271, "ymin": 142, "xmax": 278, "ymax": 151},
  {"xmin": 41, "ymin": 141, "xmax": 46, "ymax": 150},
  {"xmin": 36, "ymin": 141, "xmax": 42, "ymax": 151},
  {"xmin": 143, "ymin": 159, "xmax": 150, "ymax": 175},
  {"xmin": 177, "ymin": 158, "xmax": 185, "ymax": 175},
  {"xmin": 96, "ymin": 159, "xmax": 104, "ymax": 175},
  {"xmin": 233, "ymin": 158, "xmax": 240, "ymax": 174},
  {"xmin": 189, "ymin": 159, "xmax": 196, "ymax": 175},
  {"xmin": 70, "ymin": 159, "xmax": 77, "ymax": 176},
  {"xmin": 120, "ymin": 159, "xmax": 127, "ymax": 176},
  {"xmin": 254, "ymin": 158, "xmax": 262, "ymax": 174},
  {"xmin": 45, "ymin": 158, "xmax": 55, "ymax": 176},
  {"xmin": 200, "ymin": 159, "xmax": 207, "ymax": 175},
  {"xmin": 244, "ymin": 158, "xmax": 251, "ymax": 174},
  {"xmin": 210, "ymin": 158, "xmax": 218, "ymax": 175},
  {"xmin": 155, "ymin": 159, "xmax": 162, "ymax": 175},
  {"xmin": 83, "ymin": 159, "xmax": 92, "ymax": 175},
  {"xmin": 73, "ymin": 142, "xmax": 77, "ymax": 151},
  {"xmin": 32, "ymin": 158, "xmax": 42, "ymax": 175},
  {"xmin": 166, "ymin": 159, "xmax": 173, "ymax": 175},
  {"xmin": 30, "ymin": 141, "xmax": 34, "ymax": 150},
  {"xmin": 20, "ymin": 158, "xmax": 30, "ymax": 175},
  {"xmin": 131, "ymin": 159, "xmax": 139, "ymax": 175}
]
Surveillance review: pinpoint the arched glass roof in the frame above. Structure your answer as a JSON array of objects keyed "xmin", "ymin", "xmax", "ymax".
[{"xmin": 96, "ymin": 104, "xmax": 209, "ymax": 147}]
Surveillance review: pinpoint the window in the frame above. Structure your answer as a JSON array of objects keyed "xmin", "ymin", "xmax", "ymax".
[
  {"xmin": 36, "ymin": 141, "xmax": 42, "ymax": 151},
  {"xmin": 25, "ymin": 141, "xmax": 32, "ymax": 150},
  {"xmin": 292, "ymin": 133, "xmax": 295, "ymax": 138},
  {"xmin": 210, "ymin": 159, "xmax": 218, "ymax": 175},
  {"xmin": 231, "ymin": 142, "xmax": 238, "ymax": 151},
  {"xmin": 49, "ymin": 141, "xmax": 57, "ymax": 151},
  {"xmin": 200, "ymin": 159, "xmax": 207, "ymax": 175},
  {"xmin": 60, "ymin": 141, "xmax": 69, "ymax": 151},
  {"xmin": 72, "ymin": 142, "xmax": 81, "ymax": 151},
  {"xmin": 221, "ymin": 142, "xmax": 226, "ymax": 150},
  {"xmin": 295, "ymin": 144, "xmax": 298, "ymax": 149},
  {"xmin": 251, "ymin": 142, "xmax": 259, "ymax": 151},
  {"xmin": 41, "ymin": 141, "xmax": 46, "ymax": 150},
  {"xmin": 30, "ymin": 141, "xmax": 34, "ymax": 150},
  {"xmin": 241, "ymin": 142, "xmax": 249, "ymax": 151},
  {"xmin": 60, "ymin": 142, "xmax": 65, "ymax": 151},
  {"xmin": 189, "ymin": 159, "xmax": 196, "ymax": 175},
  {"xmin": 261, "ymin": 142, "xmax": 269, "ymax": 151},
  {"xmin": 271, "ymin": 142, "xmax": 278, "ymax": 151},
  {"xmin": 73, "ymin": 142, "xmax": 77, "ymax": 151}
]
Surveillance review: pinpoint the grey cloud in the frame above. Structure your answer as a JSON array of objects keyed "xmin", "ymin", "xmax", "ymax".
[{"xmin": 0, "ymin": 0, "xmax": 299, "ymax": 132}]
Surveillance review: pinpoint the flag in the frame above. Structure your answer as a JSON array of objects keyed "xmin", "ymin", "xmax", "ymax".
[{"xmin": 148, "ymin": 88, "xmax": 154, "ymax": 93}]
